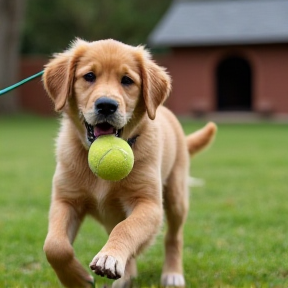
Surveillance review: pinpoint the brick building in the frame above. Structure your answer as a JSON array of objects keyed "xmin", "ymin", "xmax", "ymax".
[{"xmin": 148, "ymin": 0, "xmax": 288, "ymax": 117}]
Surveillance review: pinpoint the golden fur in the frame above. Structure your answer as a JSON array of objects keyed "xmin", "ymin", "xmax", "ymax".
[{"xmin": 42, "ymin": 39, "xmax": 217, "ymax": 288}]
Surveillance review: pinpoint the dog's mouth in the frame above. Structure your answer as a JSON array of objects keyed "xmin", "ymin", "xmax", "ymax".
[{"xmin": 84, "ymin": 121, "xmax": 123, "ymax": 143}]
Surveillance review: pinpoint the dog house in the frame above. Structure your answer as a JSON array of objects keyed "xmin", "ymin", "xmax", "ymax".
[{"xmin": 148, "ymin": 0, "xmax": 288, "ymax": 116}]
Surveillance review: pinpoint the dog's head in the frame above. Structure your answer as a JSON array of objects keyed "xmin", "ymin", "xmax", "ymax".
[{"xmin": 43, "ymin": 39, "xmax": 171, "ymax": 146}]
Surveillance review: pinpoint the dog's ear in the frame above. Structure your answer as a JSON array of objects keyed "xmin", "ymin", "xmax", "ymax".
[
  {"xmin": 137, "ymin": 47, "xmax": 172, "ymax": 120},
  {"xmin": 43, "ymin": 39, "xmax": 88, "ymax": 111},
  {"xmin": 43, "ymin": 52, "xmax": 73, "ymax": 111}
]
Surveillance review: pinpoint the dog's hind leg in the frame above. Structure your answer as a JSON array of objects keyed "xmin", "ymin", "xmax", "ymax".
[
  {"xmin": 43, "ymin": 200, "xmax": 94, "ymax": 288},
  {"xmin": 162, "ymin": 169, "xmax": 189, "ymax": 287}
]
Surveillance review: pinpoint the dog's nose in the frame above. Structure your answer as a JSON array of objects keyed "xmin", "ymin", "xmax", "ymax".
[{"xmin": 95, "ymin": 97, "xmax": 119, "ymax": 116}]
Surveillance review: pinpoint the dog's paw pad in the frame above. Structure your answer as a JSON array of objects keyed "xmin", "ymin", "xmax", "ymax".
[
  {"xmin": 161, "ymin": 273, "xmax": 185, "ymax": 287},
  {"xmin": 90, "ymin": 254, "xmax": 124, "ymax": 280}
]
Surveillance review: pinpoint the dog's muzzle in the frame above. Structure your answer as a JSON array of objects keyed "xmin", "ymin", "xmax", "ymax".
[{"xmin": 84, "ymin": 97, "xmax": 123, "ymax": 144}]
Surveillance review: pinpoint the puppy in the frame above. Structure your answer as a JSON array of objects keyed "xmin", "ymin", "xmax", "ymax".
[{"xmin": 42, "ymin": 38, "xmax": 216, "ymax": 288}]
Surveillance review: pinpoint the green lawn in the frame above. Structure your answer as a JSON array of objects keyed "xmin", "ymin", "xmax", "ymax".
[{"xmin": 0, "ymin": 114, "xmax": 287, "ymax": 288}]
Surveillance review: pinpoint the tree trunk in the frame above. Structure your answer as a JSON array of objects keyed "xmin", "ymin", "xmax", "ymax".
[{"xmin": 0, "ymin": 0, "xmax": 26, "ymax": 113}]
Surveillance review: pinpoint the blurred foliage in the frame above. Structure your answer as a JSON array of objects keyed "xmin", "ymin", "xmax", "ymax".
[{"xmin": 21, "ymin": 0, "xmax": 171, "ymax": 55}]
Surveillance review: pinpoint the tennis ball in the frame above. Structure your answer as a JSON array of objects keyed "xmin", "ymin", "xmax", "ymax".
[{"xmin": 88, "ymin": 135, "xmax": 134, "ymax": 181}]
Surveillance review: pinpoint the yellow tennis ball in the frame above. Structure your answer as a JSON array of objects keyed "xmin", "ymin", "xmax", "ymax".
[{"xmin": 88, "ymin": 135, "xmax": 134, "ymax": 181}]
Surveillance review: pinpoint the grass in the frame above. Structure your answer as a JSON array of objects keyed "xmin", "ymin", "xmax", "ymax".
[{"xmin": 0, "ymin": 114, "xmax": 288, "ymax": 288}]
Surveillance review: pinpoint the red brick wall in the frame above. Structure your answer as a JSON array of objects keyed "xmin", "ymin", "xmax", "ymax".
[
  {"xmin": 19, "ymin": 57, "xmax": 55, "ymax": 116},
  {"xmin": 252, "ymin": 45, "xmax": 288, "ymax": 114},
  {"xmin": 158, "ymin": 44, "xmax": 288, "ymax": 116},
  {"xmin": 19, "ymin": 44, "xmax": 288, "ymax": 117}
]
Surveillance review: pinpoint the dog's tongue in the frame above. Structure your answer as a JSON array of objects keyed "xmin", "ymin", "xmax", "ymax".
[{"xmin": 94, "ymin": 124, "xmax": 114, "ymax": 138}]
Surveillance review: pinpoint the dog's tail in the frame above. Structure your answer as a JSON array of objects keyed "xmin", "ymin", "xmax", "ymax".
[{"xmin": 186, "ymin": 122, "xmax": 217, "ymax": 157}]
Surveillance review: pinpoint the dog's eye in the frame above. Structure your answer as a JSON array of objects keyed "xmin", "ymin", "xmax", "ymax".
[
  {"xmin": 121, "ymin": 76, "xmax": 134, "ymax": 86},
  {"xmin": 83, "ymin": 72, "xmax": 96, "ymax": 82}
]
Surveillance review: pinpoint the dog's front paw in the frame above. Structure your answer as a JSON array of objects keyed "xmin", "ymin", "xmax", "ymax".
[
  {"xmin": 161, "ymin": 273, "xmax": 185, "ymax": 287},
  {"xmin": 89, "ymin": 253, "xmax": 124, "ymax": 280}
]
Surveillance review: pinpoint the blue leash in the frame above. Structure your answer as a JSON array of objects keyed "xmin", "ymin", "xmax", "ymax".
[{"xmin": 0, "ymin": 70, "xmax": 44, "ymax": 96}]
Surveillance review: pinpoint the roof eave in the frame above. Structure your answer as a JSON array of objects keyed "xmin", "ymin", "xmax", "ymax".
[{"xmin": 148, "ymin": 38, "xmax": 288, "ymax": 48}]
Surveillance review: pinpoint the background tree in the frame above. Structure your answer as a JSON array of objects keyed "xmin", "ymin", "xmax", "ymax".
[
  {"xmin": 0, "ymin": 0, "xmax": 172, "ymax": 113},
  {"xmin": 21, "ymin": 0, "xmax": 172, "ymax": 55},
  {"xmin": 0, "ymin": 0, "xmax": 26, "ymax": 113}
]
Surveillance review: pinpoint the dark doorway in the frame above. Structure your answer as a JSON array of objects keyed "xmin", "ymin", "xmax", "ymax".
[{"xmin": 217, "ymin": 56, "xmax": 252, "ymax": 111}]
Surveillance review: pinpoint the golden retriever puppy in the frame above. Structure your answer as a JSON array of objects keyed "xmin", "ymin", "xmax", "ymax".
[{"xmin": 42, "ymin": 38, "xmax": 216, "ymax": 288}]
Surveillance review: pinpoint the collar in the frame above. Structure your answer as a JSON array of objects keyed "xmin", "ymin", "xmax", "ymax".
[{"xmin": 127, "ymin": 135, "xmax": 139, "ymax": 148}]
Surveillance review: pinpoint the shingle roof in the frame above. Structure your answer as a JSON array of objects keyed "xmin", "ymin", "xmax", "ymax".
[{"xmin": 148, "ymin": 0, "xmax": 288, "ymax": 47}]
